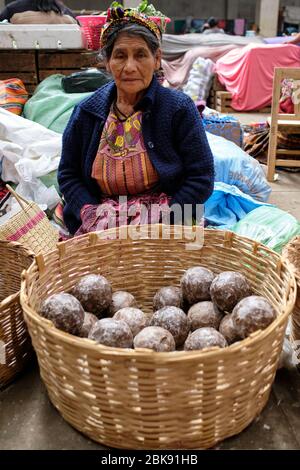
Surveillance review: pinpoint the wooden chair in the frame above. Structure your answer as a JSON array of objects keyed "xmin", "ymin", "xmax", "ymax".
[{"xmin": 267, "ymin": 67, "xmax": 300, "ymax": 182}]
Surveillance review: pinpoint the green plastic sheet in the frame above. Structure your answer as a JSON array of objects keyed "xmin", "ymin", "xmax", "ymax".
[{"xmin": 231, "ymin": 206, "xmax": 300, "ymax": 253}]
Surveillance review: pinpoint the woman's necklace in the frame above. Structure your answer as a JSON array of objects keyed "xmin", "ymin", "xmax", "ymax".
[{"xmin": 113, "ymin": 101, "xmax": 135, "ymax": 122}]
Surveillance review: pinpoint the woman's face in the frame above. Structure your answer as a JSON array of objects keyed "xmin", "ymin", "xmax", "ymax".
[{"xmin": 106, "ymin": 33, "xmax": 161, "ymax": 98}]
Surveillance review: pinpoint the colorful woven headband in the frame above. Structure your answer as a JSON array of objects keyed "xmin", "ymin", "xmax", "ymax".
[{"xmin": 100, "ymin": 7, "xmax": 162, "ymax": 49}]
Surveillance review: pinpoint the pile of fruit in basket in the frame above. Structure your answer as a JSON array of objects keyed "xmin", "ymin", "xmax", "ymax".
[{"xmin": 39, "ymin": 267, "xmax": 277, "ymax": 352}]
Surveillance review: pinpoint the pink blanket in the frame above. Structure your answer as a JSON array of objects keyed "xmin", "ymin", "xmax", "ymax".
[
  {"xmin": 215, "ymin": 44, "xmax": 300, "ymax": 111},
  {"xmin": 162, "ymin": 45, "xmax": 241, "ymax": 89}
]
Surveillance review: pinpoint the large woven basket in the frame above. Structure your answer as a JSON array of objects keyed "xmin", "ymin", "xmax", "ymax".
[
  {"xmin": 0, "ymin": 240, "xmax": 34, "ymax": 388},
  {"xmin": 0, "ymin": 185, "xmax": 58, "ymax": 255},
  {"xmin": 20, "ymin": 227, "xmax": 296, "ymax": 449},
  {"xmin": 283, "ymin": 236, "xmax": 300, "ymax": 344}
]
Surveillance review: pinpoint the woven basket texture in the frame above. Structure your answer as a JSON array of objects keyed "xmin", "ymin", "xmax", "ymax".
[
  {"xmin": 0, "ymin": 186, "xmax": 58, "ymax": 255},
  {"xmin": 20, "ymin": 227, "xmax": 296, "ymax": 449},
  {"xmin": 283, "ymin": 236, "xmax": 300, "ymax": 344},
  {"xmin": 0, "ymin": 240, "xmax": 34, "ymax": 388},
  {"xmin": 77, "ymin": 16, "xmax": 105, "ymax": 51}
]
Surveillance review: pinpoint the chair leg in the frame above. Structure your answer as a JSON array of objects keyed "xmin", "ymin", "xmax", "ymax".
[{"xmin": 267, "ymin": 125, "xmax": 278, "ymax": 182}]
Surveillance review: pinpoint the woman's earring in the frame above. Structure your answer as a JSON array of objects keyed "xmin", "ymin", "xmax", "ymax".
[{"xmin": 155, "ymin": 66, "xmax": 165, "ymax": 85}]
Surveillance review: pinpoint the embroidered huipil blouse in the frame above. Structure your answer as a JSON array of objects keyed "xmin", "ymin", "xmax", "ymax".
[{"xmin": 91, "ymin": 109, "xmax": 159, "ymax": 195}]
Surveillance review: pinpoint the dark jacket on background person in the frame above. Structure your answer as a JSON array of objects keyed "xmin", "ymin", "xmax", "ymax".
[{"xmin": 58, "ymin": 77, "xmax": 214, "ymax": 234}]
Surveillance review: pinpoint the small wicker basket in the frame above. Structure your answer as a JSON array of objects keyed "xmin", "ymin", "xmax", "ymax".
[
  {"xmin": 0, "ymin": 240, "xmax": 34, "ymax": 388},
  {"xmin": 0, "ymin": 185, "xmax": 58, "ymax": 255},
  {"xmin": 283, "ymin": 236, "xmax": 300, "ymax": 344},
  {"xmin": 20, "ymin": 227, "xmax": 296, "ymax": 449}
]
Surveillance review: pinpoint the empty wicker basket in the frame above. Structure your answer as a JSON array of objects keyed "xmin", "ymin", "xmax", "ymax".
[
  {"xmin": 20, "ymin": 227, "xmax": 296, "ymax": 449},
  {"xmin": 0, "ymin": 240, "xmax": 34, "ymax": 388},
  {"xmin": 283, "ymin": 236, "xmax": 300, "ymax": 344},
  {"xmin": 0, "ymin": 185, "xmax": 58, "ymax": 255}
]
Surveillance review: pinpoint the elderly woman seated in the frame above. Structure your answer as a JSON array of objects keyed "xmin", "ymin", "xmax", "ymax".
[{"xmin": 58, "ymin": 7, "xmax": 214, "ymax": 235}]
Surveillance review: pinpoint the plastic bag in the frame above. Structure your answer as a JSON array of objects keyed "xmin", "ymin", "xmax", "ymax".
[
  {"xmin": 15, "ymin": 178, "xmax": 60, "ymax": 211},
  {"xmin": 0, "ymin": 107, "xmax": 61, "ymax": 183},
  {"xmin": 230, "ymin": 206, "xmax": 300, "ymax": 253},
  {"xmin": 0, "ymin": 178, "xmax": 60, "ymax": 227},
  {"xmin": 206, "ymin": 131, "xmax": 271, "ymax": 202},
  {"xmin": 61, "ymin": 68, "xmax": 112, "ymax": 93},
  {"xmin": 183, "ymin": 57, "xmax": 214, "ymax": 102},
  {"xmin": 204, "ymin": 182, "xmax": 271, "ymax": 228}
]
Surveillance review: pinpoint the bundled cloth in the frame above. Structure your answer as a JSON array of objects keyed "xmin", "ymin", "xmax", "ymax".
[
  {"xmin": 0, "ymin": 78, "xmax": 28, "ymax": 116},
  {"xmin": 243, "ymin": 125, "xmax": 270, "ymax": 158},
  {"xmin": 162, "ymin": 45, "xmax": 239, "ymax": 89},
  {"xmin": 244, "ymin": 124, "xmax": 300, "ymax": 161}
]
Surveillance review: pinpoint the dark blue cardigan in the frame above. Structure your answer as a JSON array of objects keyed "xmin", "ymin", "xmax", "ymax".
[{"xmin": 58, "ymin": 77, "xmax": 214, "ymax": 234}]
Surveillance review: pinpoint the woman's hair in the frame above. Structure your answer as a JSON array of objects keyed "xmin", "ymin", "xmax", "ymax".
[
  {"xmin": 208, "ymin": 17, "xmax": 218, "ymax": 28},
  {"xmin": 100, "ymin": 23, "xmax": 160, "ymax": 61},
  {"xmin": 34, "ymin": 1, "xmax": 63, "ymax": 14}
]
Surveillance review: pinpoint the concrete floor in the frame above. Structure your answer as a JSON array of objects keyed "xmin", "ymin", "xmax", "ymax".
[
  {"xmin": 1, "ymin": 113, "xmax": 300, "ymax": 450},
  {"xmin": 268, "ymin": 171, "xmax": 300, "ymax": 219}
]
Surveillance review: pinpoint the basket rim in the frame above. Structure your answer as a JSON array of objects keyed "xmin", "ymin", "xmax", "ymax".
[
  {"xmin": 20, "ymin": 227, "xmax": 297, "ymax": 362},
  {"xmin": 0, "ymin": 291, "xmax": 19, "ymax": 311},
  {"xmin": 0, "ymin": 238, "xmax": 35, "ymax": 251}
]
